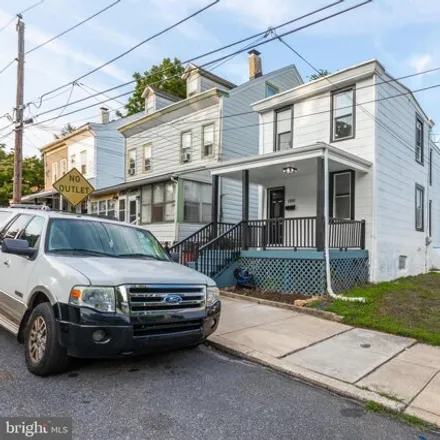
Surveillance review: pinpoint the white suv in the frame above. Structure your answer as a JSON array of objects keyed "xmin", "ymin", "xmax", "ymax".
[{"xmin": 0, "ymin": 207, "xmax": 221, "ymax": 376}]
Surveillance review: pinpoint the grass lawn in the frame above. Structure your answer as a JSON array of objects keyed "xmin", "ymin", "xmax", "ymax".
[{"xmin": 310, "ymin": 273, "xmax": 440, "ymax": 345}]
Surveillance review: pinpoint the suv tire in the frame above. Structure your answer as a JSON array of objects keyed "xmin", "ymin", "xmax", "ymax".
[{"xmin": 24, "ymin": 302, "xmax": 71, "ymax": 376}]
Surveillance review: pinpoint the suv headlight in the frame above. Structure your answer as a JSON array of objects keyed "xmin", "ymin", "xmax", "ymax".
[
  {"xmin": 207, "ymin": 286, "xmax": 220, "ymax": 306},
  {"xmin": 69, "ymin": 286, "xmax": 115, "ymax": 313}
]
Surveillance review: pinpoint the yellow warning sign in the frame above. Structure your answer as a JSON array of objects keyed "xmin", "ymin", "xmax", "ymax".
[{"xmin": 53, "ymin": 168, "xmax": 95, "ymax": 207}]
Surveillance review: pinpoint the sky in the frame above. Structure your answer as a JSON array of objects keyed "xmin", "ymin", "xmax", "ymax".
[{"xmin": 0, "ymin": 0, "xmax": 439, "ymax": 157}]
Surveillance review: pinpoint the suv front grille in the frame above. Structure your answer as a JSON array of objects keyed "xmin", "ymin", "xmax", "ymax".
[
  {"xmin": 126, "ymin": 285, "xmax": 206, "ymax": 316},
  {"xmin": 133, "ymin": 320, "xmax": 203, "ymax": 337}
]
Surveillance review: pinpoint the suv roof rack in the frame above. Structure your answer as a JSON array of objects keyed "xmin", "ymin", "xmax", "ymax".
[{"xmin": 10, "ymin": 204, "xmax": 51, "ymax": 211}]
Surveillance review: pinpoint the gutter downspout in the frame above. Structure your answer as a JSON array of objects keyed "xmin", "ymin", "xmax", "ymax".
[{"xmin": 324, "ymin": 148, "xmax": 365, "ymax": 302}]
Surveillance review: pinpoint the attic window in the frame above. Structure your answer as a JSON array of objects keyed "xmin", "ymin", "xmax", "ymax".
[{"xmin": 398, "ymin": 255, "xmax": 407, "ymax": 270}]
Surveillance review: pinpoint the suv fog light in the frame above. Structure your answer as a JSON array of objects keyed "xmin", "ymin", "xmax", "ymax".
[{"xmin": 92, "ymin": 329, "xmax": 107, "ymax": 342}]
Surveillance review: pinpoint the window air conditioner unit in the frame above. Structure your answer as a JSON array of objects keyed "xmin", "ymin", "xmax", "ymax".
[
  {"xmin": 127, "ymin": 168, "xmax": 135, "ymax": 176},
  {"xmin": 182, "ymin": 152, "xmax": 191, "ymax": 163}
]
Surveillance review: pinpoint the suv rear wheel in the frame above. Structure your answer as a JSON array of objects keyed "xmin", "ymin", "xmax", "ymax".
[{"xmin": 24, "ymin": 302, "xmax": 71, "ymax": 376}]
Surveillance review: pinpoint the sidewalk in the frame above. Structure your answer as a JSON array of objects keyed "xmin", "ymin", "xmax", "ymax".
[{"xmin": 209, "ymin": 295, "xmax": 440, "ymax": 428}]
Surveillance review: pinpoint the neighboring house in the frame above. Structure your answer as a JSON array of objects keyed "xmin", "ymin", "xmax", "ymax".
[
  {"xmin": 176, "ymin": 59, "xmax": 438, "ymax": 293},
  {"xmin": 22, "ymin": 108, "xmax": 141, "ymax": 211},
  {"xmin": 90, "ymin": 50, "xmax": 303, "ymax": 244}
]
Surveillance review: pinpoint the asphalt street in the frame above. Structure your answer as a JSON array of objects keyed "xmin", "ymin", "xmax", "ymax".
[{"xmin": 0, "ymin": 328, "xmax": 438, "ymax": 440}]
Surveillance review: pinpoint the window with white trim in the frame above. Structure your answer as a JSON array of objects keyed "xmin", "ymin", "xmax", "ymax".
[
  {"xmin": 183, "ymin": 181, "xmax": 211, "ymax": 223},
  {"xmin": 118, "ymin": 199, "xmax": 126, "ymax": 222},
  {"xmin": 60, "ymin": 159, "xmax": 67, "ymax": 176},
  {"xmin": 181, "ymin": 131, "xmax": 192, "ymax": 162},
  {"xmin": 266, "ymin": 82, "xmax": 279, "ymax": 97},
  {"xmin": 141, "ymin": 181, "xmax": 175, "ymax": 223},
  {"xmin": 274, "ymin": 108, "xmax": 292, "ymax": 151},
  {"xmin": 202, "ymin": 124, "xmax": 214, "ymax": 157},
  {"xmin": 52, "ymin": 162, "xmax": 58, "ymax": 183},
  {"xmin": 128, "ymin": 149, "xmax": 136, "ymax": 175},
  {"xmin": 332, "ymin": 88, "xmax": 355, "ymax": 141},
  {"xmin": 80, "ymin": 150, "xmax": 87, "ymax": 175},
  {"xmin": 143, "ymin": 144, "xmax": 152, "ymax": 173}
]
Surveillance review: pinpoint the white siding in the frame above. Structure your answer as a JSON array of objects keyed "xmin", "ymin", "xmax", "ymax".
[
  {"xmin": 125, "ymin": 104, "xmax": 221, "ymax": 181},
  {"xmin": 67, "ymin": 133, "xmax": 96, "ymax": 186},
  {"xmin": 177, "ymin": 223, "xmax": 202, "ymax": 241},
  {"xmin": 220, "ymin": 178, "xmax": 259, "ymax": 223},
  {"xmin": 156, "ymin": 94, "xmax": 178, "ymax": 111},
  {"xmin": 223, "ymin": 66, "xmax": 303, "ymax": 160},
  {"xmin": 200, "ymin": 75, "xmax": 232, "ymax": 94},
  {"xmin": 374, "ymin": 73, "xmax": 432, "ymax": 281}
]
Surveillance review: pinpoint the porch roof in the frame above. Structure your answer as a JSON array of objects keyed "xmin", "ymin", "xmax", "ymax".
[{"xmin": 210, "ymin": 142, "xmax": 372, "ymax": 183}]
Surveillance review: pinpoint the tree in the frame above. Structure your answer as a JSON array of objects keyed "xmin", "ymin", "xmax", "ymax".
[
  {"xmin": 309, "ymin": 69, "xmax": 332, "ymax": 81},
  {"xmin": 54, "ymin": 123, "xmax": 76, "ymax": 139},
  {"xmin": 0, "ymin": 145, "xmax": 44, "ymax": 206},
  {"xmin": 119, "ymin": 57, "xmax": 187, "ymax": 117}
]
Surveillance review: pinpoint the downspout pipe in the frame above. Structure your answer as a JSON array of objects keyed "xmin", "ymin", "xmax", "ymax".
[{"xmin": 323, "ymin": 148, "xmax": 365, "ymax": 303}]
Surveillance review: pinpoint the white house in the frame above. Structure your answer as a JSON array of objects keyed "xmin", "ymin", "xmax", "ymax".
[
  {"xmin": 91, "ymin": 51, "xmax": 303, "ymax": 244},
  {"xmin": 176, "ymin": 59, "xmax": 438, "ymax": 292}
]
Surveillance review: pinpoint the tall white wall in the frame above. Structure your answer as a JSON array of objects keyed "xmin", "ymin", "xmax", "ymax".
[{"xmin": 67, "ymin": 133, "xmax": 96, "ymax": 186}]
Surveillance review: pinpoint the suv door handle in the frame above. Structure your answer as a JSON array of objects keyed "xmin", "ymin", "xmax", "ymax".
[{"xmin": 3, "ymin": 260, "xmax": 11, "ymax": 267}]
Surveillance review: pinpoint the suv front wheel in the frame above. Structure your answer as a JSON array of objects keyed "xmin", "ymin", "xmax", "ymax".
[{"xmin": 24, "ymin": 302, "xmax": 71, "ymax": 376}]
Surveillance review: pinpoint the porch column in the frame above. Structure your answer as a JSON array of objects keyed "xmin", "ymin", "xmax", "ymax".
[
  {"xmin": 316, "ymin": 157, "xmax": 325, "ymax": 251},
  {"xmin": 211, "ymin": 175, "xmax": 219, "ymax": 237},
  {"xmin": 242, "ymin": 169, "xmax": 249, "ymax": 250}
]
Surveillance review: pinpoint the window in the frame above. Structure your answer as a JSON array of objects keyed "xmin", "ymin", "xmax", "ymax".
[
  {"xmin": 80, "ymin": 200, "xmax": 88, "ymax": 214},
  {"xmin": 80, "ymin": 150, "xmax": 87, "ymax": 175},
  {"xmin": 98, "ymin": 200, "xmax": 106, "ymax": 215},
  {"xmin": 429, "ymin": 200, "xmax": 432, "ymax": 237},
  {"xmin": 128, "ymin": 149, "xmax": 136, "ymax": 175},
  {"xmin": 0, "ymin": 214, "xmax": 33, "ymax": 244},
  {"xmin": 19, "ymin": 216, "xmax": 45, "ymax": 248},
  {"xmin": 181, "ymin": 131, "xmax": 192, "ymax": 162},
  {"xmin": 0, "ymin": 211, "xmax": 14, "ymax": 230},
  {"xmin": 331, "ymin": 87, "xmax": 355, "ymax": 141},
  {"xmin": 141, "ymin": 181, "xmax": 175, "ymax": 223},
  {"xmin": 416, "ymin": 115, "xmax": 424, "ymax": 165},
  {"xmin": 60, "ymin": 159, "xmax": 67, "ymax": 176},
  {"xmin": 143, "ymin": 144, "xmax": 152, "ymax": 173},
  {"xmin": 266, "ymin": 82, "xmax": 279, "ymax": 97},
  {"xmin": 332, "ymin": 171, "xmax": 354, "ymax": 220},
  {"xmin": 415, "ymin": 184, "xmax": 424, "ymax": 231},
  {"xmin": 429, "ymin": 148, "xmax": 433, "ymax": 185},
  {"xmin": 398, "ymin": 255, "xmax": 407, "ymax": 270},
  {"xmin": 274, "ymin": 107, "xmax": 292, "ymax": 151},
  {"xmin": 183, "ymin": 181, "xmax": 211, "ymax": 223},
  {"xmin": 202, "ymin": 124, "xmax": 214, "ymax": 157},
  {"xmin": 52, "ymin": 162, "xmax": 58, "ymax": 184},
  {"xmin": 107, "ymin": 200, "xmax": 116, "ymax": 218},
  {"xmin": 119, "ymin": 199, "xmax": 126, "ymax": 222},
  {"xmin": 91, "ymin": 202, "xmax": 98, "ymax": 214}
]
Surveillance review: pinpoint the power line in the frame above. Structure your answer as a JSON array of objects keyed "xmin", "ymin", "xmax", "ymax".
[
  {"xmin": 27, "ymin": 1, "xmax": 372, "ymax": 122},
  {"xmin": 28, "ymin": 0, "xmax": 220, "ymax": 109},
  {"xmin": 0, "ymin": 0, "xmax": 44, "ymax": 34},
  {"xmin": 26, "ymin": 0, "xmax": 121, "ymax": 55},
  {"xmin": 25, "ymin": 0, "xmax": 346, "ymax": 110}
]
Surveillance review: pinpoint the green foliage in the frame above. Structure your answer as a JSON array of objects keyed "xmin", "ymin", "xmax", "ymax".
[
  {"xmin": 54, "ymin": 123, "xmax": 76, "ymax": 139},
  {"xmin": 308, "ymin": 69, "xmax": 331, "ymax": 81},
  {"xmin": 119, "ymin": 57, "xmax": 186, "ymax": 117},
  {"xmin": 0, "ymin": 145, "xmax": 44, "ymax": 206},
  {"xmin": 320, "ymin": 273, "xmax": 440, "ymax": 345}
]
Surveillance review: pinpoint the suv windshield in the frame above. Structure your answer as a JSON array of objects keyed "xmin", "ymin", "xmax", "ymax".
[{"xmin": 46, "ymin": 218, "xmax": 169, "ymax": 261}]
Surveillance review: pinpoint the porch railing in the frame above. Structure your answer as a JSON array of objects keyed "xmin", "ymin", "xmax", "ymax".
[
  {"xmin": 329, "ymin": 218, "xmax": 365, "ymax": 249},
  {"xmin": 196, "ymin": 222, "xmax": 242, "ymax": 277},
  {"xmin": 169, "ymin": 222, "xmax": 235, "ymax": 265},
  {"xmin": 246, "ymin": 217, "xmax": 365, "ymax": 250}
]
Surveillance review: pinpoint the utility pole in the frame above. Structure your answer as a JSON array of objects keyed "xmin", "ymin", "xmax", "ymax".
[{"xmin": 13, "ymin": 16, "xmax": 25, "ymax": 203}]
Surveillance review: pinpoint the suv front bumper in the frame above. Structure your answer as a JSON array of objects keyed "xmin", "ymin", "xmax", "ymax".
[{"xmin": 54, "ymin": 301, "xmax": 221, "ymax": 358}]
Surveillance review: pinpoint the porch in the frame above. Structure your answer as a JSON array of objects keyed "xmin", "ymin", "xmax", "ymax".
[{"xmin": 174, "ymin": 143, "xmax": 372, "ymax": 295}]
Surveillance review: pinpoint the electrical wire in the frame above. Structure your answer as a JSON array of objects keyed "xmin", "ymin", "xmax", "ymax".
[
  {"xmin": 0, "ymin": 0, "xmax": 44, "ymax": 34},
  {"xmin": 28, "ymin": 0, "xmax": 220, "ymax": 108}
]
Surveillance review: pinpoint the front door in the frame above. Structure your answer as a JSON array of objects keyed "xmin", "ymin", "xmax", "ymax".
[{"xmin": 268, "ymin": 187, "xmax": 285, "ymax": 245}]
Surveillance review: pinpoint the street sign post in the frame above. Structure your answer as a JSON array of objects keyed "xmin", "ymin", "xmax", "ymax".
[{"xmin": 53, "ymin": 168, "xmax": 95, "ymax": 208}]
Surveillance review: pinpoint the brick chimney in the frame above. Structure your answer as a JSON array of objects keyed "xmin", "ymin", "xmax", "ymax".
[
  {"xmin": 100, "ymin": 107, "xmax": 109, "ymax": 124},
  {"xmin": 248, "ymin": 49, "xmax": 262, "ymax": 79}
]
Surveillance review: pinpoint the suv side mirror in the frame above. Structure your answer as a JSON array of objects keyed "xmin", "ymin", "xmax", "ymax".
[{"xmin": 2, "ymin": 239, "xmax": 36, "ymax": 257}]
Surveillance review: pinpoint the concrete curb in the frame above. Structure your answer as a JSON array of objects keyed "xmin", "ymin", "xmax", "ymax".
[
  {"xmin": 220, "ymin": 290, "xmax": 343, "ymax": 323},
  {"xmin": 207, "ymin": 335, "xmax": 405, "ymax": 412}
]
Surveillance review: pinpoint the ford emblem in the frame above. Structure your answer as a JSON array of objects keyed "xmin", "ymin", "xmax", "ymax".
[{"xmin": 163, "ymin": 294, "xmax": 182, "ymax": 304}]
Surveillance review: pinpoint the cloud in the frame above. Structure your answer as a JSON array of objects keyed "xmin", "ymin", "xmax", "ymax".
[{"xmin": 408, "ymin": 54, "xmax": 433, "ymax": 74}]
